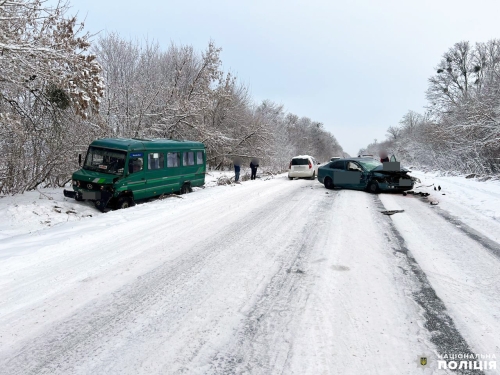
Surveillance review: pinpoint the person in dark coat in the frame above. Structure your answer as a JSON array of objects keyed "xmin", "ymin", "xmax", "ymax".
[
  {"xmin": 234, "ymin": 164, "xmax": 241, "ymax": 182},
  {"xmin": 233, "ymin": 157, "xmax": 242, "ymax": 182},
  {"xmin": 250, "ymin": 158, "xmax": 259, "ymax": 180},
  {"xmin": 379, "ymin": 150, "xmax": 389, "ymax": 163}
]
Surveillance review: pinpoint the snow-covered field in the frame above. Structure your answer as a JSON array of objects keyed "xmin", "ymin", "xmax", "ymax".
[{"xmin": 0, "ymin": 171, "xmax": 499, "ymax": 374}]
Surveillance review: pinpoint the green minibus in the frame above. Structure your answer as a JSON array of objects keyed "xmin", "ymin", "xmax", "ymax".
[{"xmin": 64, "ymin": 138, "xmax": 206, "ymax": 211}]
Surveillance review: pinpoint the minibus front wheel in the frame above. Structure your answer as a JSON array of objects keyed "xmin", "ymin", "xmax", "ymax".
[{"xmin": 117, "ymin": 196, "xmax": 135, "ymax": 209}]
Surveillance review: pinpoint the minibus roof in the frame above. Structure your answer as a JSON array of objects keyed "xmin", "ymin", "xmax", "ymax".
[{"xmin": 90, "ymin": 138, "xmax": 205, "ymax": 152}]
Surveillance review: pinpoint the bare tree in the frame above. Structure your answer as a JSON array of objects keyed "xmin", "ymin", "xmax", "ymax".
[
  {"xmin": 0, "ymin": 0, "xmax": 104, "ymax": 194},
  {"xmin": 359, "ymin": 39, "xmax": 500, "ymax": 176},
  {"xmin": 0, "ymin": 0, "xmax": 104, "ymax": 117}
]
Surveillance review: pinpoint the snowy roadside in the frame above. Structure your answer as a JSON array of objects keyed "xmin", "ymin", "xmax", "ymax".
[
  {"xmin": 0, "ymin": 188, "xmax": 98, "ymax": 241},
  {"xmin": 1, "ymin": 168, "xmax": 498, "ymax": 244},
  {"xmin": 405, "ymin": 170, "xmax": 500, "ymax": 243},
  {"xmin": 0, "ymin": 170, "xmax": 270, "ymax": 242}
]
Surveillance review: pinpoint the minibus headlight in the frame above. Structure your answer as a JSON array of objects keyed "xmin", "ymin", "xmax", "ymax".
[{"xmin": 100, "ymin": 185, "xmax": 114, "ymax": 192}]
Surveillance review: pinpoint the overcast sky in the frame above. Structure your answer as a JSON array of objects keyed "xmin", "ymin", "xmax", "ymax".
[{"xmin": 61, "ymin": 0, "xmax": 500, "ymax": 156}]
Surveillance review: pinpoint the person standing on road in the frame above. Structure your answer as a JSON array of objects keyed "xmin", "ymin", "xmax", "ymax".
[
  {"xmin": 233, "ymin": 157, "xmax": 242, "ymax": 182},
  {"xmin": 250, "ymin": 158, "xmax": 259, "ymax": 180}
]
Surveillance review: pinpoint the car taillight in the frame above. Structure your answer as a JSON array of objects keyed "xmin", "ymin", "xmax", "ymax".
[{"xmin": 308, "ymin": 161, "xmax": 312, "ymax": 169}]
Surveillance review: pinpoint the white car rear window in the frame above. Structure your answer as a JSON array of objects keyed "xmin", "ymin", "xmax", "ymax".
[{"xmin": 291, "ymin": 159, "xmax": 309, "ymax": 166}]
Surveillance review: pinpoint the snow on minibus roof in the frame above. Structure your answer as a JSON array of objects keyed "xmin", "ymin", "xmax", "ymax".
[{"xmin": 90, "ymin": 138, "xmax": 205, "ymax": 151}]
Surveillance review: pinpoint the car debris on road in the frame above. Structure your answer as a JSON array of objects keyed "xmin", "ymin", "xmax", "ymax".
[{"xmin": 380, "ymin": 210, "xmax": 405, "ymax": 215}]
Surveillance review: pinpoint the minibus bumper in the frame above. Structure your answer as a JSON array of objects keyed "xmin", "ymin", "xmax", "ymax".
[{"xmin": 63, "ymin": 189, "xmax": 77, "ymax": 198}]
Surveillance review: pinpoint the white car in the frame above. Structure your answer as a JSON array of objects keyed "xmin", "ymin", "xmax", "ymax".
[{"xmin": 288, "ymin": 155, "xmax": 319, "ymax": 180}]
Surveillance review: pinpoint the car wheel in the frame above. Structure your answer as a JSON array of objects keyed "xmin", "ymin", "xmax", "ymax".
[
  {"xmin": 288, "ymin": 175, "xmax": 293, "ymax": 180},
  {"xmin": 94, "ymin": 200, "xmax": 106, "ymax": 212},
  {"xmin": 180, "ymin": 183, "xmax": 192, "ymax": 194},
  {"xmin": 368, "ymin": 181, "xmax": 379, "ymax": 194},
  {"xmin": 117, "ymin": 196, "xmax": 134, "ymax": 209},
  {"xmin": 324, "ymin": 177, "xmax": 334, "ymax": 190}
]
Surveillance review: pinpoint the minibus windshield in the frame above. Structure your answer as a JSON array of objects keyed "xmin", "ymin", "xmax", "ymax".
[{"xmin": 83, "ymin": 147, "xmax": 126, "ymax": 175}]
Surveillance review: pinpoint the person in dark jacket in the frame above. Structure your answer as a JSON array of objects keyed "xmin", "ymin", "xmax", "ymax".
[
  {"xmin": 234, "ymin": 164, "xmax": 241, "ymax": 182},
  {"xmin": 379, "ymin": 151, "xmax": 389, "ymax": 163},
  {"xmin": 250, "ymin": 158, "xmax": 259, "ymax": 180},
  {"xmin": 233, "ymin": 157, "xmax": 242, "ymax": 182}
]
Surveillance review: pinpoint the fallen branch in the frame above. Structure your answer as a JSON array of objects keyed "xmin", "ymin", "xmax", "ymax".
[
  {"xmin": 159, "ymin": 193, "xmax": 184, "ymax": 199},
  {"xmin": 37, "ymin": 188, "xmax": 54, "ymax": 200}
]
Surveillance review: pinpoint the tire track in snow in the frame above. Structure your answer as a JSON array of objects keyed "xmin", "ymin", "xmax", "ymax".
[
  {"xmin": 0, "ymin": 180, "xmax": 324, "ymax": 375},
  {"xmin": 373, "ymin": 195, "xmax": 485, "ymax": 375},
  {"xmin": 209, "ymin": 191, "xmax": 336, "ymax": 375},
  {"xmin": 430, "ymin": 206, "xmax": 500, "ymax": 260}
]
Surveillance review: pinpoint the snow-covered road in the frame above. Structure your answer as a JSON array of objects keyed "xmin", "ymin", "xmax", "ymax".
[{"xmin": 1, "ymin": 175, "xmax": 499, "ymax": 374}]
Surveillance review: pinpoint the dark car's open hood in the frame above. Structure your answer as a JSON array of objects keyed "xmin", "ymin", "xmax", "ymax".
[{"xmin": 371, "ymin": 165, "xmax": 411, "ymax": 174}]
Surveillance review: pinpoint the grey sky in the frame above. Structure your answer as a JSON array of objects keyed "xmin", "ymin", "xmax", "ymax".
[{"xmin": 63, "ymin": 0, "xmax": 500, "ymax": 156}]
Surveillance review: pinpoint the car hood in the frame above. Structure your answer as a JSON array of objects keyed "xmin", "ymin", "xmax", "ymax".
[{"xmin": 371, "ymin": 165, "xmax": 411, "ymax": 174}]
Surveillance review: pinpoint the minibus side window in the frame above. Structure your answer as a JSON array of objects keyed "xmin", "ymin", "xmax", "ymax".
[
  {"xmin": 196, "ymin": 151, "xmax": 203, "ymax": 164},
  {"xmin": 148, "ymin": 153, "xmax": 164, "ymax": 170},
  {"xmin": 183, "ymin": 151, "xmax": 195, "ymax": 166},
  {"xmin": 167, "ymin": 152, "xmax": 180, "ymax": 167},
  {"xmin": 129, "ymin": 157, "xmax": 144, "ymax": 173}
]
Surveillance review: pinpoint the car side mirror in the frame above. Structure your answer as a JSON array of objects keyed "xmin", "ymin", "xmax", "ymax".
[{"xmin": 78, "ymin": 154, "xmax": 82, "ymax": 166}]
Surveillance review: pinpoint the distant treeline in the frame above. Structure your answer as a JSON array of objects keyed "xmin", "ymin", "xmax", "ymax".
[
  {"xmin": 360, "ymin": 40, "xmax": 500, "ymax": 176},
  {"xmin": 0, "ymin": 1, "xmax": 343, "ymax": 194}
]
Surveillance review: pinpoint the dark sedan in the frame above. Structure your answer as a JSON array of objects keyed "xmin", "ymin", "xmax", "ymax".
[{"xmin": 317, "ymin": 158, "xmax": 417, "ymax": 193}]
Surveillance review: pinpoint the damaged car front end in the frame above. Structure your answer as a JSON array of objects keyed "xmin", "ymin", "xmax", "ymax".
[
  {"xmin": 318, "ymin": 157, "xmax": 419, "ymax": 193},
  {"xmin": 63, "ymin": 146, "xmax": 127, "ymax": 212},
  {"xmin": 366, "ymin": 163, "xmax": 419, "ymax": 193},
  {"xmin": 64, "ymin": 171, "xmax": 119, "ymax": 212}
]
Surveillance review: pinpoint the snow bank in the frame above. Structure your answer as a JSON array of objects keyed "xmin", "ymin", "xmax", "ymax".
[
  {"xmin": 0, "ymin": 171, "xmax": 271, "ymax": 241},
  {"xmin": 407, "ymin": 170, "xmax": 500, "ymax": 243}
]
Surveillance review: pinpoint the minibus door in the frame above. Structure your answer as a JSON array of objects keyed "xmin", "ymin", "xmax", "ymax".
[
  {"xmin": 125, "ymin": 153, "xmax": 147, "ymax": 200},
  {"xmin": 144, "ymin": 152, "xmax": 168, "ymax": 196}
]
